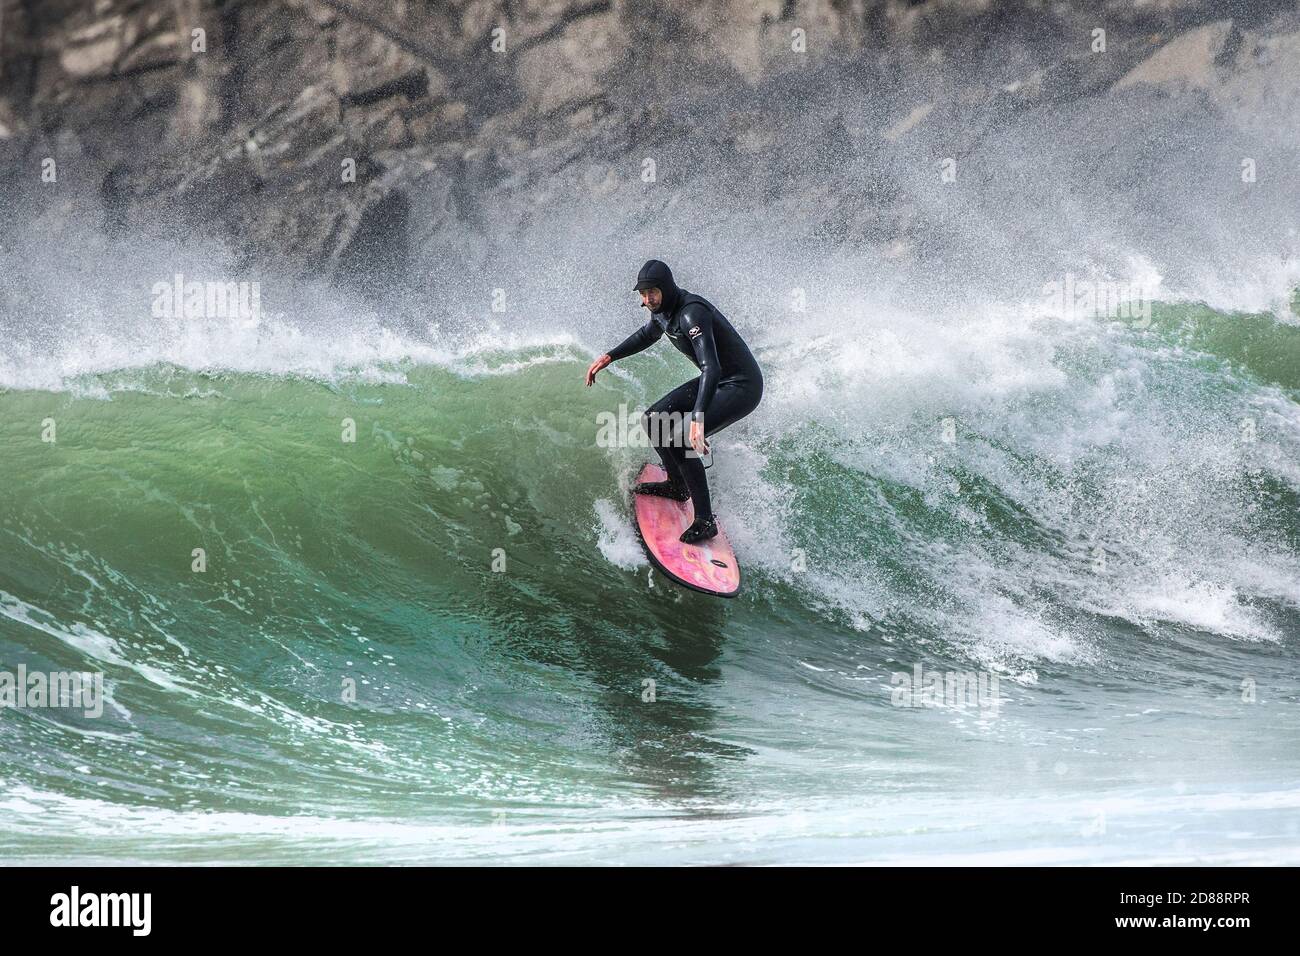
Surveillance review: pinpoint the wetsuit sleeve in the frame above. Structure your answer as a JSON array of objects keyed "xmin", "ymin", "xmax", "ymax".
[
  {"xmin": 682, "ymin": 304, "xmax": 720, "ymax": 421},
  {"xmin": 606, "ymin": 319, "xmax": 664, "ymax": 361}
]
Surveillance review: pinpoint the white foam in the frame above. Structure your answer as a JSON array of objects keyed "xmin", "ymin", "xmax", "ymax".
[
  {"xmin": 0, "ymin": 589, "xmax": 190, "ymax": 695},
  {"xmin": 1120, "ymin": 575, "xmax": 1278, "ymax": 644},
  {"xmin": 593, "ymin": 498, "xmax": 646, "ymax": 572}
]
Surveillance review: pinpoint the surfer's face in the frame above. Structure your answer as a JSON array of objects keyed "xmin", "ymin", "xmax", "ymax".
[{"xmin": 639, "ymin": 288, "xmax": 662, "ymax": 311}]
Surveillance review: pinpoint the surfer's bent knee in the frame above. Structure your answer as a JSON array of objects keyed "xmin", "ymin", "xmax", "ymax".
[{"xmin": 642, "ymin": 408, "xmax": 689, "ymax": 450}]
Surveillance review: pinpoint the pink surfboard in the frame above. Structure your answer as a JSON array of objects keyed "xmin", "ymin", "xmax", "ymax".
[{"xmin": 632, "ymin": 462, "xmax": 742, "ymax": 598}]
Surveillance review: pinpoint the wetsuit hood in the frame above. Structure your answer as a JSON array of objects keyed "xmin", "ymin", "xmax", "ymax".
[{"xmin": 633, "ymin": 259, "xmax": 681, "ymax": 314}]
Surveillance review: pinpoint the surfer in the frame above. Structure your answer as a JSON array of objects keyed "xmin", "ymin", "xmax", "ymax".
[{"xmin": 585, "ymin": 259, "xmax": 764, "ymax": 544}]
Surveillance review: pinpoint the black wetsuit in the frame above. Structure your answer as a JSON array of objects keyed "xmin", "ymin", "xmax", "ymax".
[{"xmin": 607, "ymin": 260, "xmax": 763, "ymax": 520}]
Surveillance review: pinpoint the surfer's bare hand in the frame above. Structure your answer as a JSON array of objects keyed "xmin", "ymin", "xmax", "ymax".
[
  {"xmin": 689, "ymin": 420, "xmax": 709, "ymax": 456},
  {"xmin": 586, "ymin": 354, "xmax": 611, "ymax": 386}
]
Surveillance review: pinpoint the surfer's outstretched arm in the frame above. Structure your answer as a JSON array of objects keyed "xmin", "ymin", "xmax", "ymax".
[
  {"xmin": 586, "ymin": 320, "xmax": 664, "ymax": 385},
  {"xmin": 586, "ymin": 320, "xmax": 665, "ymax": 386},
  {"xmin": 607, "ymin": 319, "xmax": 664, "ymax": 362}
]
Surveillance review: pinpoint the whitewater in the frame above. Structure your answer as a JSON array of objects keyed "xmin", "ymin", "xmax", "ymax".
[
  {"xmin": 4, "ymin": 5, "xmax": 1300, "ymax": 858},
  {"xmin": 1, "ymin": 220, "xmax": 1298, "ymax": 862}
]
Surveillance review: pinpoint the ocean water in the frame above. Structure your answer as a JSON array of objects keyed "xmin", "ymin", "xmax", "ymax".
[{"xmin": 2, "ymin": 276, "xmax": 1299, "ymax": 864}]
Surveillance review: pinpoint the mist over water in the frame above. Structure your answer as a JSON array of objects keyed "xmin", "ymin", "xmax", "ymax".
[{"xmin": 2, "ymin": 9, "xmax": 1299, "ymax": 863}]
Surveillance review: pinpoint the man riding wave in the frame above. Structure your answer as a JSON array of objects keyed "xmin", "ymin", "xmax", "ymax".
[{"xmin": 586, "ymin": 259, "xmax": 764, "ymax": 544}]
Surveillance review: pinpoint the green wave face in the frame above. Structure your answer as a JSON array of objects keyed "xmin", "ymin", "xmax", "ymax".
[
  {"xmin": 1148, "ymin": 301, "xmax": 1300, "ymax": 393},
  {"xmin": 2, "ymin": 302, "xmax": 1300, "ymax": 863}
]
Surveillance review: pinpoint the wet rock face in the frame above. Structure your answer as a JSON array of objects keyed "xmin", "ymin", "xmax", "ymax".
[
  {"xmin": 1114, "ymin": 21, "xmax": 1245, "ymax": 93},
  {"xmin": 1, "ymin": 0, "xmax": 1297, "ymax": 282}
]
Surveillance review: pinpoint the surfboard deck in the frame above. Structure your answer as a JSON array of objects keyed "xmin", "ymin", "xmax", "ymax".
[{"xmin": 632, "ymin": 462, "xmax": 742, "ymax": 598}]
